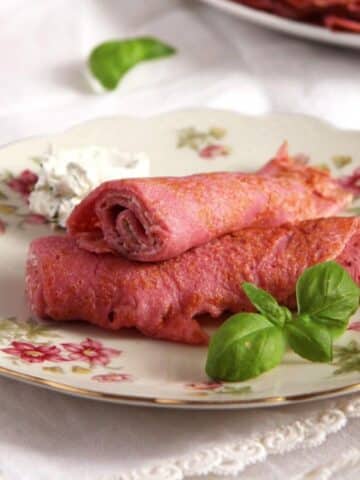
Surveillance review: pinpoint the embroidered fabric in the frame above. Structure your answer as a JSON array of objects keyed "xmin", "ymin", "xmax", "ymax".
[
  {"xmin": 293, "ymin": 447, "xmax": 360, "ymax": 480},
  {"xmin": 121, "ymin": 396, "xmax": 360, "ymax": 480}
]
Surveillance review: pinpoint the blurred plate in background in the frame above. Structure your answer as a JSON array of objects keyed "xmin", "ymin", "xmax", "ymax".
[{"xmin": 200, "ymin": 0, "xmax": 360, "ymax": 49}]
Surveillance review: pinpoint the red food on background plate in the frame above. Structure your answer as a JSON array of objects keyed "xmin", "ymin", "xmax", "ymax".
[
  {"xmin": 67, "ymin": 144, "xmax": 351, "ymax": 262},
  {"xmin": 231, "ymin": 0, "xmax": 360, "ymax": 33},
  {"xmin": 27, "ymin": 217, "xmax": 360, "ymax": 345}
]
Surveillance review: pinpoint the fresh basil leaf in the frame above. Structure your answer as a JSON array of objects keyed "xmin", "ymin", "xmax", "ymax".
[
  {"xmin": 89, "ymin": 36, "xmax": 176, "ymax": 90},
  {"xmin": 296, "ymin": 261, "xmax": 359, "ymax": 338},
  {"xmin": 285, "ymin": 314, "xmax": 332, "ymax": 363},
  {"xmin": 242, "ymin": 282, "xmax": 291, "ymax": 328},
  {"xmin": 206, "ymin": 313, "xmax": 286, "ymax": 382}
]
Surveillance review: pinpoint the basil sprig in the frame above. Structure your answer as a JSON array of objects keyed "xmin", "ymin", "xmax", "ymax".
[
  {"xmin": 206, "ymin": 261, "xmax": 359, "ymax": 382},
  {"xmin": 89, "ymin": 36, "xmax": 176, "ymax": 91}
]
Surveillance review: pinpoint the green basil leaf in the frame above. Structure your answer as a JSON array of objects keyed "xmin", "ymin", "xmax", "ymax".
[
  {"xmin": 89, "ymin": 36, "xmax": 176, "ymax": 90},
  {"xmin": 285, "ymin": 314, "xmax": 332, "ymax": 363},
  {"xmin": 205, "ymin": 313, "xmax": 286, "ymax": 382},
  {"xmin": 296, "ymin": 261, "xmax": 359, "ymax": 338},
  {"xmin": 242, "ymin": 282, "xmax": 291, "ymax": 328}
]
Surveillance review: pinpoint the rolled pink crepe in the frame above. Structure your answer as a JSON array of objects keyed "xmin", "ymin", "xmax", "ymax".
[
  {"xmin": 27, "ymin": 217, "xmax": 360, "ymax": 345},
  {"xmin": 67, "ymin": 144, "xmax": 352, "ymax": 262}
]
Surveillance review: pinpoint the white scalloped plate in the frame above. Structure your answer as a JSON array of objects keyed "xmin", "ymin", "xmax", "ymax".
[
  {"xmin": 0, "ymin": 109, "xmax": 359, "ymax": 409},
  {"xmin": 200, "ymin": 0, "xmax": 360, "ymax": 49}
]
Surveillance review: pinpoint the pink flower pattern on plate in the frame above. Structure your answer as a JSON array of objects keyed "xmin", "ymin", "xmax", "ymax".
[
  {"xmin": 62, "ymin": 338, "xmax": 120, "ymax": 366},
  {"xmin": 198, "ymin": 144, "xmax": 229, "ymax": 159},
  {"xmin": 23, "ymin": 213, "xmax": 48, "ymax": 225},
  {"xmin": 2, "ymin": 341, "xmax": 65, "ymax": 363},
  {"xmin": 186, "ymin": 381, "xmax": 222, "ymax": 391},
  {"xmin": 92, "ymin": 373, "xmax": 132, "ymax": 383},
  {"xmin": 338, "ymin": 167, "xmax": 360, "ymax": 196},
  {"xmin": 348, "ymin": 321, "xmax": 360, "ymax": 332},
  {"xmin": 6, "ymin": 170, "xmax": 38, "ymax": 198}
]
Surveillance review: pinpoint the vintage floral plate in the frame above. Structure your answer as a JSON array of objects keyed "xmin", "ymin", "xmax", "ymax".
[
  {"xmin": 200, "ymin": 0, "xmax": 360, "ymax": 50},
  {"xmin": 0, "ymin": 109, "xmax": 360, "ymax": 409}
]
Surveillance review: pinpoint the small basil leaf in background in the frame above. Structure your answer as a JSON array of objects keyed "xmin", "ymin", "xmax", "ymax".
[
  {"xmin": 89, "ymin": 36, "xmax": 176, "ymax": 91},
  {"xmin": 242, "ymin": 282, "xmax": 291, "ymax": 328},
  {"xmin": 285, "ymin": 314, "xmax": 332, "ymax": 363},
  {"xmin": 296, "ymin": 261, "xmax": 359, "ymax": 338},
  {"xmin": 205, "ymin": 313, "xmax": 286, "ymax": 382}
]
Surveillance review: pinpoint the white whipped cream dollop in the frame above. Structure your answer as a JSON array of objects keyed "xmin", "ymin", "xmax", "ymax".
[{"xmin": 29, "ymin": 145, "xmax": 150, "ymax": 228}]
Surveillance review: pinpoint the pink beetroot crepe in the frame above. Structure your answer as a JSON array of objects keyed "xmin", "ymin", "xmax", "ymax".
[
  {"xmin": 67, "ymin": 144, "xmax": 352, "ymax": 262},
  {"xmin": 27, "ymin": 217, "xmax": 360, "ymax": 345}
]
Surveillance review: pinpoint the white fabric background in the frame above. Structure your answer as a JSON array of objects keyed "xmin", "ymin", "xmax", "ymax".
[
  {"xmin": 0, "ymin": 377, "xmax": 359, "ymax": 480},
  {"xmin": 0, "ymin": 1, "xmax": 359, "ymax": 479}
]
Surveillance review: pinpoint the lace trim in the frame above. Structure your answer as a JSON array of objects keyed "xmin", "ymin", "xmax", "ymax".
[
  {"xmin": 293, "ymin": 447, "xmax": 360, "ymax": 480},
  {"xmin": 120, "ymin": 396, "xmax": 360, "ymax": 480}
]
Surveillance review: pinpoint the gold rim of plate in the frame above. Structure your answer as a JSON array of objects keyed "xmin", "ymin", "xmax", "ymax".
[{"xmin": 0, "ymin": 364, "xmax": 359, "ymax": 408}]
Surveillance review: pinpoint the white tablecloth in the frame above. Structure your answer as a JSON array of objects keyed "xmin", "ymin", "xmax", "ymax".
[{"xmin": 0, "ymin": 1, "xmax": 359, "ymax": 479}]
